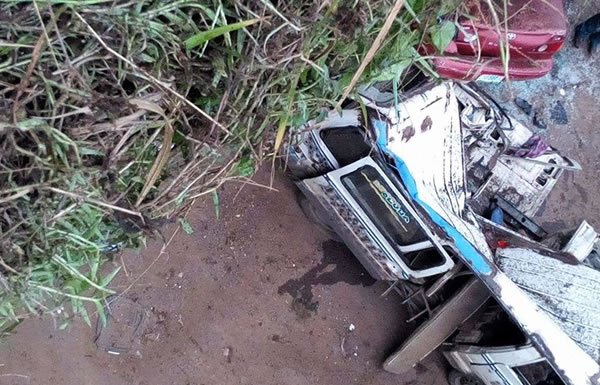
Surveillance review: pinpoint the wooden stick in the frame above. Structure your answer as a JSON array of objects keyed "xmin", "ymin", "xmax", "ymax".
[
  {"xmin": 47, "ymin": 187, "xmax": 144, "ymax": 219},
  {"xmin": 335, "ymin": 0, "xmax": 405, "ymax": 110}
]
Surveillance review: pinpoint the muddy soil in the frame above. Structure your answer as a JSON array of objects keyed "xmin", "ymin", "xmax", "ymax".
[{"xmin": 0, "ymin": 171, "xmax": 444, "ymax": 385}]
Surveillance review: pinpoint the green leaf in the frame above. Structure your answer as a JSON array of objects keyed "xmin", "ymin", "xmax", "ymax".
[
  {"xmin": 95, "ymin": 300, "xmax": 107, "ymax": 328},
  {"xmin": 175, "ymin": 191, "xmax": 187, "ymax": 208},
  {"xmin": 100, "ymin": 267, "xmax": 121, "ymax": 287},
  {"xmin": 138, "ymin": 53, "xmax": 156, "ymax": 63},
  {"xmin": 179, "ymin": 218, "xmax": 194, "ymax": 235},
  {"xmin": 185, "ymin": 19, "xmax": 260, "ymax": 50},
  {"xmin": 80, "ymin": 305, "xmax": 91, "ymax": 327},
  {"xmin": 235, "ymin": 156, "xmax": 255, "ymax": 178},
  {"xmin": 212, "ymin": 190, "xmax": 220, "ymax": 220},
  {"xmin": 16, "ymin": 118, "xmax": 47, "ymax": 131},
  {"xmin": 370, "ymin": 60, "xmax": 411, "ymax": 83},
  {"xmin": 436, "ymin": 0, "xmax": 462, "ymax": 17},
  {"xmin": 403, "ymin": 0, "xmax": 420, "ymax": 23},
  {"xmin": 406, "ymin": 0, "xmax": 426, "ymax": 14},
  {"xmin": 274, "ymin": 68, "xmax": 302, "ymax": 154},
  {"xmin": 431, "ymin": 21, "xmax": 457, "ymax": 53},
  {"xmin": 90, "ymin": 258, "xmax": 99, "ymax": 279},
  {"xmin": 415, "ymin": 54, "xmax": 438, "ymax": 78},
  {"xmin": 79, "ymin": 147, "xmax": 104, "ymax": 156}
]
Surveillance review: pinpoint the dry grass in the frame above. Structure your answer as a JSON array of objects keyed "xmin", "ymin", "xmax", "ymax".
[{"xmin": 0, "ymin": 0, "xmax": 516, "ymax": 330}]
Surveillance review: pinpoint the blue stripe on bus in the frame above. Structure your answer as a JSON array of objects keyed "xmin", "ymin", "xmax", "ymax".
[{"xmin": 373, "ymin": 119, "xmax": 492, "ymax": 275}]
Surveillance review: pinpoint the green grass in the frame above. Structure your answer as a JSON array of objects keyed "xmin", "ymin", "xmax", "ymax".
[{"xmin": 0, "ymin": 0, "xmax": 490, "ymax": 331}]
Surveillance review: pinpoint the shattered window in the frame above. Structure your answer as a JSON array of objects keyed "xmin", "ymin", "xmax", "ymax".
[
  {"xmin": 515, "ymin": 360, "xmax": 565, "ymax": 385},
  {"xmin": 319, "ymin": 126, "xmax": 372, "ymax": 167},
  {"xmin": 404, "ymin": 247, "xmax": 448, "ymax": 270}
]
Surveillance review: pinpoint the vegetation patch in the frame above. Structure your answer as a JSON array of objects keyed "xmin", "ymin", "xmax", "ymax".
[{"xmin": 0, "ymin": 0, "xmax": 466, "ymax": 330}]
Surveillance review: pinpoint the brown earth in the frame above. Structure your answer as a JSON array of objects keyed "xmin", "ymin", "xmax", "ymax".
[{"xmin": 0, "ymin": 170, "xmax": 445, "ymax": 385}]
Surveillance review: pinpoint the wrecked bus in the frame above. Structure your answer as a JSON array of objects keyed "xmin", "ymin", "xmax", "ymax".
[{"xmin": 284, "ymin": 81, "xmax": 600, "ymax": 385}]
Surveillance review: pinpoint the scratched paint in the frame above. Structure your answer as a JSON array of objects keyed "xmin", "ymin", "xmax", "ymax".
[{"xmin": 371, "ymin": 83, "xmax": 494, "ymax": 275}]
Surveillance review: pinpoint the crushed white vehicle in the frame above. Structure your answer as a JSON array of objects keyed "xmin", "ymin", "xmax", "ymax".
[{"xmin": 284, "ymin": 80, "xmax": 600, "ymax": 385}]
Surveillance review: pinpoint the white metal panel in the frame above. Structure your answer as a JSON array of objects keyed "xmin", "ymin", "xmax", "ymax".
[
  {"xmin": 364, "ymin": 82, "xmax": 600, "ymax": 385},
  {"xmin": 563, "ymin": 221, "xmax": 599, "ymax": 262},
  {"xmin": 498, "ymin": 247, "xmax": 600, "ymax": 362},
  {"xmin": 326, "ymin": 157, "xmax": 455, "ymax": 279}
]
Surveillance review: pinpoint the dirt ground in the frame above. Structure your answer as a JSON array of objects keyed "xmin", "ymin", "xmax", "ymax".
[
  {"xmin": 0, "ymin": 170, "xmax": 445, "ymax": 385},
  {"xmin": 2, "ymin": 3, "xmax": 600, "ymax": 385}
]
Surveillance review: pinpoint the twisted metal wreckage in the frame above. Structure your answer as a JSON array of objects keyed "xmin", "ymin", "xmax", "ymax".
[{"xmin": 285, "ymin": 81, "xmax": 600, "ymax": 385}]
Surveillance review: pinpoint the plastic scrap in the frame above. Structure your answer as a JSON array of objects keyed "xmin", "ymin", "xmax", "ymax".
[{"xmin": 507, "ymin": 135, "xmax": 549, "ymax": 158}]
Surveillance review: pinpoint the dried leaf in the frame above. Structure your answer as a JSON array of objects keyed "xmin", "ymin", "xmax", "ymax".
[{"xmin": 131, "ymin": 99, "xmax": 174, "ymax": 207}]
